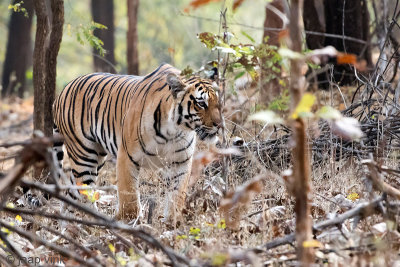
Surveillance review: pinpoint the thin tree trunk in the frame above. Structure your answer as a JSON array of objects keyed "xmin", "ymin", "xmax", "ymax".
[
  {"xmin": 127, "ymin": 0, "xmax": 139, "ymax": 75},
  {"xmin": 260, "ymin": 0, "xmax": 287, "ymax": 105},
  {"xmin": 32, "ymin": 0, "xmax": 64, "ymax": 179},
  {"xmin": 324, "ymin": 0, "xmax": 371, "ymax": 85},
  {"xmin": 91, "ymin": 0, "xmax": 116, "ymax": 73},
  {"xmin": 1, "ymin": 0, "xmax": 34, "ymax": 98},
  {"xmin": 289, "ymin": 0, "xmax": 314, "ymax": 264},
  {"xmin": 304, "ymin": 0, "xmax": 371, "ymax": 88},
  {"xmin": 33, "ymin": 0, "xmax": 49, "ymax": 133},
  {"xmin": 44, "ymin": 0, "xmax": 64, "ymax": 137},
  {"xmin": 303, "ymin": 0, "xmax": 325, "ymax": 49}
]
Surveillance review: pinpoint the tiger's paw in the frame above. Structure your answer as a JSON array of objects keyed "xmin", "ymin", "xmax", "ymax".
[{"xmin": 162, "ymin": 196, "xmax": 186, "ymax": 227}]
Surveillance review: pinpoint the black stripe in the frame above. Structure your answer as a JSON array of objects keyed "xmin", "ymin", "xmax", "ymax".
[
  {"xmin": 127, "ymin": 152, "xmax": 140, "ymax": 167},
  {"xmin": 72, "ymin": 170, "xmax": 96, "ymax": 179},
  {"xmin": 175, "ymin": 137, "xmax": 194, "ymax": 152},
  {"xmin": 172, "ymin": 156, "xmax": 192, "ymax": 165},
  {"xmin": 153, "ymin": 101, "xmax": 168, "ymax": 141}
]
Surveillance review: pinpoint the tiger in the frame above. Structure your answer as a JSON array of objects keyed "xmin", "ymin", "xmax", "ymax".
[{"xmin": 52, "ymin": 63, "xmax": 221, "ymax": 220}]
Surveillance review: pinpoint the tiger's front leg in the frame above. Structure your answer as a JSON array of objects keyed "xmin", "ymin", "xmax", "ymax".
[
  {"xmin": 163, "ymin": 159, "xmax": 193, "ymax": 222},
  {"xmin": 116, "ymin": 149, "xmax": 140, "ymax": 221}
]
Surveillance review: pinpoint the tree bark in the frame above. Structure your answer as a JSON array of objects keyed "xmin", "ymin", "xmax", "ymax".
[
  {"xmin": 1, "ymin": 0, "xmax": 34, "ymax": 98},
  {"xmin": 44, "ymin": 0, "xmax": 64, "ymax": 137},
  {"xmin": 304, "ymin": 0, "xmax": 371, "ymax": 88},
  {"xmin": 91, "ymin": 0, "xmax": 116, "ymax": 73},
  {"xmin": 33, "ymin": 0, "xmax": 50, "ymax": 133},
  {"xmin": 289, "ymin": 0, "xmax": 314, "ymax": 264},
  {"xmin": 127, "ymin": 0, "xmax": 140, "ymax": 75},
  {"xmin": 303, "ymin": 0, "xmax": 325, "ymax": 49},
  {"xmin": 260, "ymin": 0, "xmax": 287, "ymax": 105},
  {"xmin": 32, "ymin": 0, "xmax": 63, "ymax": 179}
]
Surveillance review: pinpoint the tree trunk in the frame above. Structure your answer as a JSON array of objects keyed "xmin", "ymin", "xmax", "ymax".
[
  {"xmin": 127, "ymin": 0, "xmax": 140, "ymax": 75},
  {"xmin": 91, "ymin": 0, "xmax": 116, "ymax": 73},
  {"xmin": 260, "ymin": 0, "xmax": 287, "ymax": 105},
  {"xmin": 289, "ymin": 0, "xmax": 314, "ymax": 264},
  {"xmin": 33, "ymin": 0, "xmax": 64, "ymax": 136},
  {"xmin": 32, "ymin": 0, "xmax": 63, "ymax": 179},
  {"xmin": 304, "ymin": 0, "xmax": 371, "ymax": 88},
  {"xmin": 303, "ymin": 0, "xmax": 325, "ymax": 49},
  {"xmin": 44, "ymin": 0, "xmax": 64, "ymax": 137},
  {"xmin": 33, "ymin": 0, "xmax": 50, "ymax": 133},
  {"xmin": 1, "ymin": 0, "xmax": 34, "ymax": 98}
]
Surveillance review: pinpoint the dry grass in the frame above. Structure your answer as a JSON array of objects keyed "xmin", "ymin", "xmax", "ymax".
[{"xmin": 0, "ymin": 78, "xmax": 400, "ymax": 266}]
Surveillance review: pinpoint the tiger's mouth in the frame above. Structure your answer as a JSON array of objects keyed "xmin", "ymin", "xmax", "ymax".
[{"xmin": 196, "ymin": 126, "xmax": 219, "ymax": 143}]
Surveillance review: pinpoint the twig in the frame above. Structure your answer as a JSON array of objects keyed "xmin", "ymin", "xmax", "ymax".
[
  {"xmin": 363, "ymin": 159, "xmax": 400, "ymax": 200},
  {"xmin": 0, "ymin": 220, "xmax": 95, "ymax": 267},
  {"xmin": 264, "ymin": 196, "xmax": 384, "ymax": 250}
]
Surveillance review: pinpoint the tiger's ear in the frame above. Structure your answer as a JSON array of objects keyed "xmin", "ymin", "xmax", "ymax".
[
  {"xmin": 209, "ymin": 67, "xmax": 218, "ymax": 81},
  {"xmin": 166, "ymin": 73, "xmax": 186, "ymax": 98}
]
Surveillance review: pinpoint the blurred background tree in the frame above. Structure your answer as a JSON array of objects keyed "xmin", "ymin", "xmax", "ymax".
[
  {"xmin": 0, "ymin": 0, "xmax": 375, "ymax": 98},
  {"xmin": 91, "ymin": 0, "xmax": 116, "ymax": 73},
  {"xmin": 303, "ymin": 0, "xmax": 372, "ymax": 88},
  {"xmin": 1, "ymin": 0, "xmax": 33, "ymax": 98},
  {"xmin": 0, "ymin": 0, "xmax": 266, "ymax": 95},
  {"xmin": 127, "ymin": 0, "xmax": 139, "ymax": 75}
]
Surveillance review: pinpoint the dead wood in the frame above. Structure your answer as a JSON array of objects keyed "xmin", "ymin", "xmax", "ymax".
[
  {"xmin": 264, "ymin": 196, "xmax": 384, "ymax": 250},
  {"xmin": 0, "ymin": 135, "xmax": 193, "ymax": 267},
  {"xmin": 363, "ymin": 159, "xmax": 400, "ymax": 200}
]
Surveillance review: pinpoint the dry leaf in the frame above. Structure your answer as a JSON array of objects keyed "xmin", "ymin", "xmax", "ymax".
[
  {"xmin": 233, "ymin": 0, "xmax": 245, "ymax": 11},
  {"xmin": 220, "ymin": 175, "xmax": 264, "ymax": 229},
  {"xmin": 303, "ymin": 239, "xmax": 323, "ymax": 248},
  {"xmin": 336, "ymin": 52, "xmax": 357, "ymax": 65},
  {"xmin": 185, "ymin": 0, "xmax": 222, "ymax": 12}
]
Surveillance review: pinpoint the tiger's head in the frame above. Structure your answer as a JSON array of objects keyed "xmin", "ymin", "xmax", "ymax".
[{"xmin": 167, "ymin": 72, "xmax": 221, "ymax": 143}]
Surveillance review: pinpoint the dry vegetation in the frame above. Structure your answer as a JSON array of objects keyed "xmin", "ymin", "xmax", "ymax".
[
  {"xmin": 1, "ymin": 1, "xmax": 400, "ymax": 266},
  {"xmin": 1, "ymin": 56, "xmax": 400, "ymax": 266}
]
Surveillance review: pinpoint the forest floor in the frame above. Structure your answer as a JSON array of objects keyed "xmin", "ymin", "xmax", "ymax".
[{"xmin": 0, "ymin": 86, "xmax": 399, "ymax": 266}]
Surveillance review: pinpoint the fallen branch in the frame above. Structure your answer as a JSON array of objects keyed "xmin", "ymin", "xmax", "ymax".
[
  {"xmin": 264, "ymin": 196, "xmax": 384, "ymax": 250},
  {"xmin": 0, "ymin": 220, "xmax": 96, "ymax": 267},
  {"xmin": 362, "ymin": 159, "xmax": 400, "ymax": 200}
]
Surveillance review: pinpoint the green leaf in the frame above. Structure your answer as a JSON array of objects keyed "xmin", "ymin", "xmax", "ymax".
[
  {"xmin": 278, "ymin": 47, "xmax": 303, "ymax": 60},
  {"xmin": 268, "ymin": 89, "xmax": 290, "ymax": 111},
  {"xmin": 234, "ymin": 71, "xmax": 246, "ymax": 80},
  {"xmin": 181, "ymin": 66, "xmax": 194, "ymax": 78},
  {"xmin": 197, "ymin": 32, "xmax": 218, "ymax": 49},
  {"xmin": 237, "ymin": 46, "xmax": 254, "ymax": 55},
  {"xmin": 8, "ymin": 1, "xmax": 28, "ymax": 17},
  {"xmin": 76, "ymin": 22, "xmax": 107, "ymax": 56},
  {"xmin": 241, "ymin": 31, "xmax": 255, "ymax": 43}
]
